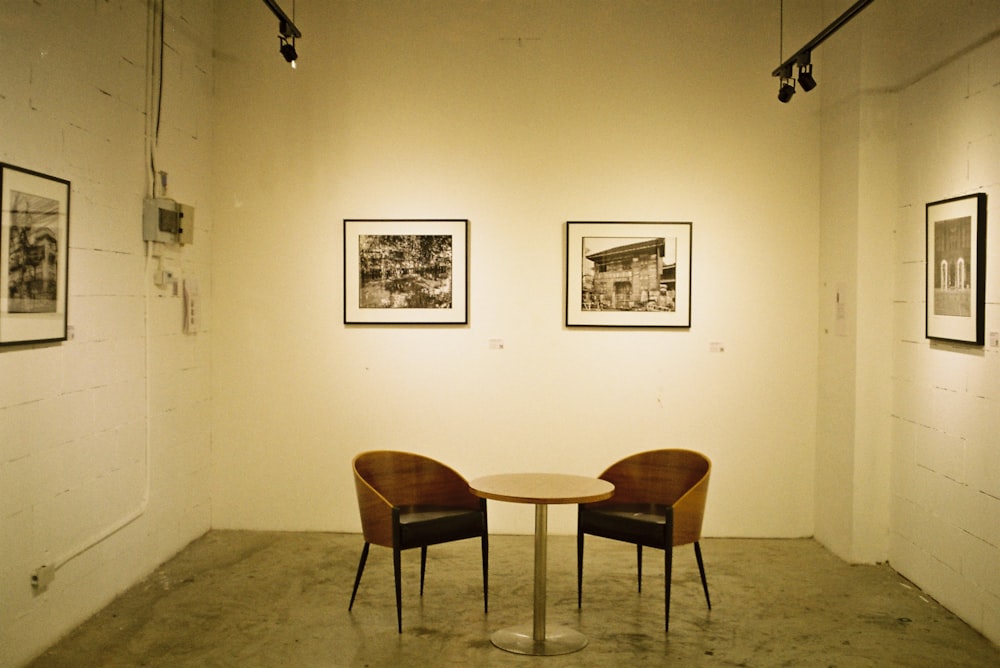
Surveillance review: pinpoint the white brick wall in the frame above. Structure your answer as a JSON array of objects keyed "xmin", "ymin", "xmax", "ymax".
[
  {"xmin": 890, "ymin": 32, "xmax": 1000, "ymax": 645},
  {"xmin": 0, "ymin": 2, "xmax": 213, "ymax": 666}
]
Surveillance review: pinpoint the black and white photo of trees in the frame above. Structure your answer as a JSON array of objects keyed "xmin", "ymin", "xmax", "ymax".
[{"xmin": 358, "ymin": 234, "xmax": 453, "ymax": 309}]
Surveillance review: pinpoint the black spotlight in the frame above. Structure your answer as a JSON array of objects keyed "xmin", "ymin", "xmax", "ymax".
[
  {"xmin": 280, "ymin": 37, "xmax": 298, "ymax": 68},
  {"xmin": 778, "ymin": 77, "xmax": 796, "ymax": 103},
  {"xmin": 798, "ymin": 63, "xmax": 817, "ymax": 92}
]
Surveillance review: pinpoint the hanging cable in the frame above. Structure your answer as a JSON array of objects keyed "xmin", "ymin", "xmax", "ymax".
[{"xmin": 148, "ymin": 0, "xmax": 166, "ymax": 196}]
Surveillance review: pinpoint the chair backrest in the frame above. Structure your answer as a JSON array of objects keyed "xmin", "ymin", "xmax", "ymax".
[
  {"xmin": 353, "ymin": 450, "xmax": 479, "ymax": 547},
  {"xmin": 590, "ymin": 449, "xmax": 711, "ymax": 546}
]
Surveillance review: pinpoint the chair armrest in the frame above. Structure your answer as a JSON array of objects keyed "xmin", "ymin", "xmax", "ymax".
[
  {"xmin": 672, "ymin": 475, "xmax": 709, "ymax": 544},
  {"xmin": 355, "ymin": 473, "xmax": 395, "ymax": 547}
]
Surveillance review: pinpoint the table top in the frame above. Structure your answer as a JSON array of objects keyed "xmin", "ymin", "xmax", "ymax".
[{"xmin": 469, "ymin": 473, "xmax": 614, "ymax": 505}]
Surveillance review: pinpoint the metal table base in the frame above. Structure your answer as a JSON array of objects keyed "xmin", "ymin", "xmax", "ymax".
[{"xmin": 490, "ymin": 504, "xmax": 588, "ymax": 656}]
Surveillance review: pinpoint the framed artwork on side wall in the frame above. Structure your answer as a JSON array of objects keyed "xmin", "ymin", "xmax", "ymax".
[
  {"xmin": 566, "ymin": 221, "xmax": 692, "ymax": 328},
  {"xmin": 925, "ymin": 193, "xmax": 987, "ymax": 345},
  {"xmin": 344, "ymin": 219, "xmax": 469, "ymax": 325},
  {"xmin": 0, "ymin": 163, "xmax": 70, "ymax": 346}
]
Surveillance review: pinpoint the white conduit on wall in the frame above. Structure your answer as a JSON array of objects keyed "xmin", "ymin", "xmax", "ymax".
[{"xmin": 36, "ymin": 0, "xmax": 163, "ymax": 582}]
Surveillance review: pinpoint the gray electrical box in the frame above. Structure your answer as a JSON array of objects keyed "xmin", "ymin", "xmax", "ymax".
[
  {"xmin": 143, "ymin": 198, "xmax": 194, "ymax": 244},
  {"xmin": 178, "ymin": 203, "xmax": 194, "ymax": 245}
]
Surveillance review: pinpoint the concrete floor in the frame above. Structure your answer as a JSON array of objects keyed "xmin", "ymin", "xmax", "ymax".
[{"xmin": 28, "ymin": 531, "xmax": 1000, "ymax": 667}]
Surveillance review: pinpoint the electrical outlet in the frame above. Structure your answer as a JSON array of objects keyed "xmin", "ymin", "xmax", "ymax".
[
  {"xmin": 989, "ymin": 331, "xmax": 999, "ymax": 348},
  {"xmin": 31, "ymin": 564, "xmax": 55, "ymax": 591}
]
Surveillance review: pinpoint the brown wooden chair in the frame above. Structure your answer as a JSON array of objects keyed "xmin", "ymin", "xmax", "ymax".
[
  {"xmin": 577, "ymin": 448, "xmax": 711, "ymax": 631},
  {"xmin": 348, "ymin": 450, "xmax": 488, "ymax": 632}
]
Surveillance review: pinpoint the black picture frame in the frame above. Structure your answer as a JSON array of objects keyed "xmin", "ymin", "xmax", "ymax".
[
  {"xmin": 344, "ymin": 219, "xmax": 469, "ymax": 325},
  {"xmin": 925, "ymin": 193, "xmax": 987, "ymax": 345},
  {"xmin": 0, "ymin": 163, "xmax": 71, "ymax": 346},
  {"xmin": 566, "ymin": 221, "xmax": 692, "ymax": 328}
]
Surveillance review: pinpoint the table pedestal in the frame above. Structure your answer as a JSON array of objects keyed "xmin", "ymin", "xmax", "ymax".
[
  {"xmin": 490, "ymin": 623, "xmax": 588, "ymax": 656},
  {"xmin": 489, "ymin": 504, "xmax": 588, "ymax": 656},
  {"xmin": 469, "ymin": 473, "xmax": 613, "ymax": 656}
]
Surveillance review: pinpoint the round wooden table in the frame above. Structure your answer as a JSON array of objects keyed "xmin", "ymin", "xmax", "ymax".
[{"xmin": 470, "ymin": 473, "xmax": 614, "ymax": 656}]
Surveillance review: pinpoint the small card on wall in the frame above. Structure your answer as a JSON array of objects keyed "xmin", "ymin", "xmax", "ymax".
[{"xmin": 183, "ymin": 278, "xmax": 198, "ymax": 334}]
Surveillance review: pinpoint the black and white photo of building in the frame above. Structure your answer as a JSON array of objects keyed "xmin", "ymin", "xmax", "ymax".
[
  {"xmin": 581, "ymin": 236, "xmax": 676, "ymax": 311},
  {"xmin": 7, "ymin": 190, "xmax": 60, "ymax": 314},
  {"xmin": 933, "ymin": 215, "xmax": 972, "ymax": 317}
]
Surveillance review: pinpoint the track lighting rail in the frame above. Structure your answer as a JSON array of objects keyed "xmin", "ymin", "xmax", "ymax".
[
  {"xmin": 263, "ymin": 0, "xmax": 301, "ymax": 39},
  {"xmin": 772, "ymin": 0, "xmax": 874, "ymax": 78}
]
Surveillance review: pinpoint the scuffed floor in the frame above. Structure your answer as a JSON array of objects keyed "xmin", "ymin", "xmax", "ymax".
[{"xmin": 28, "ymin": 532, "xmax": 1000, "ymax": 667}]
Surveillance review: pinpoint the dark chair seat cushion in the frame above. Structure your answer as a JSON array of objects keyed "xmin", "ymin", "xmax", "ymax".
[
  {"xmin": 580, "ymin": 504, "xmax": 672, "ymax": 549},
  {"xmin": 397, "ymin": 506, "xmax": 485, "ymax": 549}
]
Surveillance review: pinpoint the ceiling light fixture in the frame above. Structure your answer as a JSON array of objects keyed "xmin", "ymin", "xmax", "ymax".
[
  {"xmin": 797, "ymin": 53, "xmax": 817, "ymax": 92},
  {"xmin": 772, "ymin": 0, "xmax": 874, "ymax": 103},
  {"xmin": 279, "ymin": 30, "xmax": 298, "ymax": 69},
  {"xmin": 777, "ymin": 65, "xmax": 796, "ymax": 103},
  {"xmin": 262, "ymin": 0, "xmax": 301, "ymax": 69}
]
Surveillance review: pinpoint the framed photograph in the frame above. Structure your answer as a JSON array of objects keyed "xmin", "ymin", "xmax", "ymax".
[
  {"xmin": 344, "ymin": 219, "xmax": 468, "ymax": 324},
  {"xmin": 1, "ymin": 163, "xmax": 70, "ymax": 346},
  {"xmin": 566, "ymin": 221, "xmax": 692, "ymax": 328},
  {"xmin": 925, "ymin": 193, "xmax": 987, "ymax": 345}
]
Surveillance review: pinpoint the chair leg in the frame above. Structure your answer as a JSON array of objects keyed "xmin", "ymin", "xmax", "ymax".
[
  {"xmin": 419, "ymin": 545, "xmax": 427, "ymax": 596},
  {"xmin": 393, "ymin": 546, "xmax": 403, "ymax": 633},
  {"xmin": 348, "ymin": 542, "xmax": 370, "ymax": 611},
  {"xmin": 636, "ymin": 544, "xmax": 643, "ymax": 593},
  {"xmin": 664, "ymin": 543, "xmax": 673, "ymax": 632},
  {"xmin": 694, "ymin": 541, "xmax": 711, "ymax": 610},
  {"xmin": 481, "ymin": 531, "xmax": 489, "ymax": 613},
  {"xmin": 664, "ymin": 505, "xmax": 673, "ymax": 633}
]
